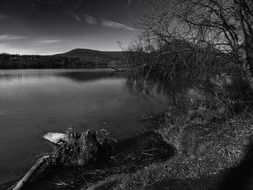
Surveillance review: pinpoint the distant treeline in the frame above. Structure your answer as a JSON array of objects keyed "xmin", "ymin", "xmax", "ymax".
[{"xmin": 0, "ymin": 54, "xmax": 113, "ymax": 69}]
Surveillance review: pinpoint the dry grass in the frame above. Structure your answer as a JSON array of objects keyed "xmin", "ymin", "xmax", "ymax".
[
  {"xmin": 88, "ymin": 115, "xmax": 253, "ymax": 190},
  {"xmin": 87, "ymin": 87, "xmax": 253, "ymax": 190}
]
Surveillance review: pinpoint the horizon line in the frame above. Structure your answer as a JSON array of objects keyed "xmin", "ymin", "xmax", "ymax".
[{"xmin": 0, "ymin": 47, "xmax": 126, "ymax": 56}]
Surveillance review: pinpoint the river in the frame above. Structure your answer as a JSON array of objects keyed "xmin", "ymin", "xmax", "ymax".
[{"xmin": 0, "ymin": 69, "xmax": 168, "ymax": 184}]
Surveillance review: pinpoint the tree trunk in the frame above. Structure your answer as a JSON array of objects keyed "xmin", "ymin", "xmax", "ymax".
[{"xmin": 245, "ymin": 33, "xmax": 253, "ymax": 77}]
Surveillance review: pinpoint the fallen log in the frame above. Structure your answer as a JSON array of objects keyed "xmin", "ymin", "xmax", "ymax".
[
  {"xmin": 11, "ymin": 128, "xmax": 116, "ymax": 189},
  {"xmin": 12, "ymin": 155, "xmax": 50, "ymax": 190}
]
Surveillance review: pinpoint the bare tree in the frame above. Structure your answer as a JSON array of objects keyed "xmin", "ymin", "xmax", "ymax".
[
  {"xmin": 234, "ymin": 0, "xmax": 253, "ymax": 73},
  {"xmin": 137, "ymin": 0, "xmax": 253, "ymax": 76}
]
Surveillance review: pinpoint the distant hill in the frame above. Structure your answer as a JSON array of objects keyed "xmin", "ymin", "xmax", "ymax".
[
  {"xmin": 54, "ymin": 48, "xmax": 126, "ymax": 62},
  {"xmin": 0, "ymin": 48, "xmax": 128, "ymax": 69}
]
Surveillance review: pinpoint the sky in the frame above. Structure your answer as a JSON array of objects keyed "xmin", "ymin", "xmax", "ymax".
[{"xmin": 0, "ymin": 0, "xmax": 147, "ymax": 55}]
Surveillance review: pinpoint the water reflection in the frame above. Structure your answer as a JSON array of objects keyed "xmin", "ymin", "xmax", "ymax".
[
  {"xmin": 126, "ymin": 72, "xmax": 195, "ymax": 112},
  {"xmin": 57, "ymin": 71, "xmax": 119, "ymax": 82},
  {"xmin": 0, "ymin": 69, "xmax": 168, "ymax": 184},
  {"xmin": 0, "ymin": 69, "xmax": 117, "ymax": 84}
]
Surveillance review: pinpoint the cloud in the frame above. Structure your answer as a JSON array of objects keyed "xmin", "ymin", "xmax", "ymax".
[
  {"xmin": 0, "ymin": 35, "xmax": 26, "ymax": 41},
  {"xmin": 66, "ymin": 10, "xmax": 82, "ymax": 23},
  {"xmin": 38, "ymin": 39, "xmax": 60, "ymax": 44},
  {"xmin": 83, "ymin": 14, "xmax": 97, "ymax": 25},
  {"xmin": 66, "ymin": 13, "xmax": 98, "ymax": 25},
  {"xmin": 101, "ymin": 19, "xmax": 135, "ymax": 31}
]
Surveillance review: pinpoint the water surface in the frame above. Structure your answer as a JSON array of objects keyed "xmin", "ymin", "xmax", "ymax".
[{"xmin": 0, "ymin": 69, "xmax": 167, "ymax": 184}]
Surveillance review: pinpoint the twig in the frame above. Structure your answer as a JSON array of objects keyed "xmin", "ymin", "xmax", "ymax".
[{"xmin": 141, "ymin": 152, "xmax": 154, "ymax": 156}]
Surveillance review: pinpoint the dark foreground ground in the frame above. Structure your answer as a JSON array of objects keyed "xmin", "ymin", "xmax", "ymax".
[
  {"xmin": 5, "ymin": 132, "xmax": 174, "ymax": 190},
  {"xmin": 86, "ymin": 113, "xmax": 253, "ymax": 190},
  {"xmin": 3, "ymin": 111, "xmax": 253, "ymax": 190}
]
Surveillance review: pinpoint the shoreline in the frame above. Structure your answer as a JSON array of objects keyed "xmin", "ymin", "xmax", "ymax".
[
  {"xmin": 87, "ymin": 112, "xmax": 253, "ymax": 190},
  {"xmin": 2, "ymin": 112, "xmax": 253, "ymax": 190},
  {"xmin": 2, "ymin": 131, "xmax": 175, "ymax": 190}
]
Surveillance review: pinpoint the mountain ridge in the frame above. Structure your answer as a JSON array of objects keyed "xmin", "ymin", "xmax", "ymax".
[
  {"xmin": 54, "ymin": 48, "xmax": 126, "ymax": 61},
  {"xmin": 0, "ymin": 48, "xmax": 128, "ymax": 69}
]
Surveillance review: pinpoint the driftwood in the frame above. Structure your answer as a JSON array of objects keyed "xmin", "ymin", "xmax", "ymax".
[
  {"xmin": 12, "ymin": 155, "xmax": 50, "ymax": 190},
  {"xmin": 51, "ymin": 128, "xmax": 117, "ymax": 166},
  {"xmin": 43, "ymin": 132, "xmax": 67, "ymax": 145},
  {"xmin": 11, "ymin": 128, "xmax": 117, "ymax": 190}
]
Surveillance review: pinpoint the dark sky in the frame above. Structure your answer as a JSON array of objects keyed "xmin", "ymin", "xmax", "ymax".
[{"xmin": 0, "ymin": 0, "xmax": 146, "ymax": 55}]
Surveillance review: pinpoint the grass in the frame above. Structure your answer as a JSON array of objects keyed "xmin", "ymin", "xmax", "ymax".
[
  {"xmin": 87, "ymin": 112, "xmax": 253, "ymax": 190},
  {"xmin": 87, "ymin": 77, "xmax": 253, "ymax": 189}
]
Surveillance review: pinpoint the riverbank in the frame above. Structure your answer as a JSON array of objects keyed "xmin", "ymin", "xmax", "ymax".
[
  {"xmin": 4, "ymin": 131, "xmax": 174, "ymax": 190},
  {"xmin": 4, "ymin": 109, "xmax": 253, "ymax": 190},
  {"xmin": 88, "ymin": 112, "xmax": 253, "ymax": 190}
]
